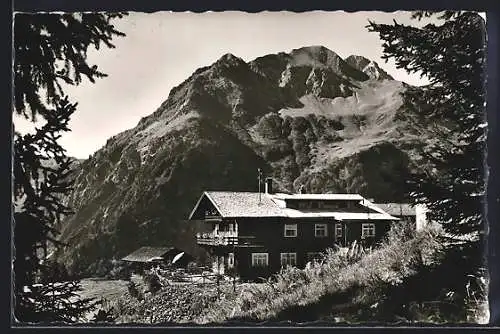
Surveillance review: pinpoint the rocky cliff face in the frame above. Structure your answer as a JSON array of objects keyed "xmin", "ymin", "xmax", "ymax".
[
  {"xmin": 345, "ymin": 55, "xmax": 394, "ymax": 80},
  {"xmin": 55, "ymin": 45, "xmax": 432, "ymax": 275}
]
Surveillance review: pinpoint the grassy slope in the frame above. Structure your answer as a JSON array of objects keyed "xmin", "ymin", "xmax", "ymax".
[
  {"xmin": 90, "ymin": 223, "xmax": 487, "ymax": 325},
  {"xmin": 195, "ymin": 223, "xmax": 445, "ymax": 324},
  {"xmin": 78, "ymin": 278, "xmax": 130, "ymax": 302}
]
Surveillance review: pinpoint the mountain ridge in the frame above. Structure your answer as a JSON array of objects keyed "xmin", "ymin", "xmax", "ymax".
[
  {"xmin": 344, "ymin": 54, "xmax": 394, "ymax": 80},
  {"xmin": 90, "ymin": 46, "xmax": 396, "ymax": 151}
]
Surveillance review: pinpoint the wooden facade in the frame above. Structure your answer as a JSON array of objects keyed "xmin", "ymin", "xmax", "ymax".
[{"xmin": 189, "ymin": 184, "xmax": 398, "ymax": 281}]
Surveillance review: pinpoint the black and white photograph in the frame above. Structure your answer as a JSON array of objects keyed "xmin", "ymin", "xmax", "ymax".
[{"xmin": 11, "ymin": 9, "xmax": 491, "ymax": 326}]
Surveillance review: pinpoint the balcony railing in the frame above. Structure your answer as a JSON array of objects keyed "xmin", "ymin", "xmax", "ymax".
[{"xmin": 196, "ymin": 231, "xmax": 238, "ymax": 246}]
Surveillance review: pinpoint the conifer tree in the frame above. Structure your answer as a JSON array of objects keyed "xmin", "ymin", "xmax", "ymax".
[
  {"xmin": 13, "ymin": 12, "xmax": 127, "ymax": 323},
  {"xmin": 367, "ymin": 11, "xmax": 487, "ymax": 319}
]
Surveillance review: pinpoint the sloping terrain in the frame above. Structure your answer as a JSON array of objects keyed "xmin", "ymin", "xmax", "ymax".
[{"xmin": 55, "ymin": 45, "xmax": 433, "ymax": 275}]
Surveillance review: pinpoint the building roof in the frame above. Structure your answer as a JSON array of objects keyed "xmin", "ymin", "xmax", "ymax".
[
  {"xmin": 373, "ymin": 203, "xmax": 416, "ymax": 217},
  {"xmin": 204, "ymin": 191, "xmax": 285, "ymax": 218},
  {"xmin": 121, "ymin": 246, "xmax": 177, "ymax": 263},
  {"xmin": 189, "ymin": 191, "xmax": 399, "ymax": 221},
  {"xmin": 271, "ymin": 193, "xmax": 364, "ymax": 201}
]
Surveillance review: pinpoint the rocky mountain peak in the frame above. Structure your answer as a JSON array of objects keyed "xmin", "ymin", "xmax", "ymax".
[
  {"xmin": 288, "ymin": 45, "xmax": 343, "ymax": 69},
  {"xmin": 213, "ymin": 53, "xmax": 248, "ymax": 69},
  {"xmin": 345, "ymin": 55, "xmax": 371, "ymax": 67},
  {"xmin": 345, "ymin": 55, "xmax": 394, "ymax": 80}
]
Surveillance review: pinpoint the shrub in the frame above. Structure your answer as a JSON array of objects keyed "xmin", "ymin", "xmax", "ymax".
[
  {"xmin": 384, "ymin": 219, "xmax": 417, "ymax": 245},
  {"xmin": 143, "ymin": 272, "xmax": 162, "ymax": 294},
  {"xmin": 92, "ymin": 308, "xmax": 116, "ymax": 323},
  {"xmin": 186, "ymin": 261, "xmax": 203, "ymax": 274},
  {"xmin": 225, "ymin": 266, "xmax": 238, "ymax": 278},
  {"xmin": 127, "ymin": 281, "xmax": 143, "ymax": 300},
  {"xmin": 106, "ymin": 260, "xmax": 132, "ymax": 280}
]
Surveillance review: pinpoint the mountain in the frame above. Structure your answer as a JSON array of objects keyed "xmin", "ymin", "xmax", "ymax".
[
  {"xmin": 344, "ymin": 55, "xmax": 394, "ymax": 80},
  {"xmin": 54, "ymin": 46, "xmax": 433, "ymax": 275}
]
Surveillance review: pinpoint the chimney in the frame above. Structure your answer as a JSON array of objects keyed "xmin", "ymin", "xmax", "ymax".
[{"xmin": 265, "ymin": 177, "xmax": 273, "ymax": 194}]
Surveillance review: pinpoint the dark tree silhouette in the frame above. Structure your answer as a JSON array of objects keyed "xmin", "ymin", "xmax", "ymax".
[
  {"xmin": 368, "ymin": 11, "xmax": 487, "ymax": 320},
  {"xmin": 13, "ymin": 12, "xmax": 127, "ymax": 323}
]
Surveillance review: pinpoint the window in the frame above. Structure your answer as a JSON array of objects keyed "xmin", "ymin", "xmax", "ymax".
[
  {"xmin": 280, "ymin": 253, "xmax": 297, "ymax": 267},
  {"xmin": 284, "ymin": 224, "xmax": 298, "ymax": 237},
  {"xmin": 361, "ymin": 223, "xmax": 376, "ymax": 238},
  {"xmin": 298, "ymin": 201, "xmax": 310, "ymax": 210},
  {"xmin": 315, "ymin": 224, "xmax": 328, "ymax": 237},
  {"xmin": 323, "ymin": 202, "xmax": 340, "ymax": 210},
  {"xmin": 251, "ymin": 253, "xmax": 269, "ymax": 267},
  {"xmin": 335, "ymin": 223, "xmax": 343, "ymax": 239},
  {"xmin": 228, "ymin": 252, "xmax": 235, "ymax": 268}
]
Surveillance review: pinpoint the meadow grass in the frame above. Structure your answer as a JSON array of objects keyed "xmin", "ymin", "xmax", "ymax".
[{"xmin": 196, "ymin": 222, "xmax": 444, "ymax": 324}]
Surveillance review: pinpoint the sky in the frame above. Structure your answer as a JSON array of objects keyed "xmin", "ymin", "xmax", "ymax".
[{"xmin": 13, "ymin": 11, "xmax": 486, "ymax": 159}]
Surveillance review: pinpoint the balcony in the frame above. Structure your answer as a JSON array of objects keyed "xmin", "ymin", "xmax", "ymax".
[{"xmin": 196, "ymin": 231, "xmax": 238, "ymax": 246}]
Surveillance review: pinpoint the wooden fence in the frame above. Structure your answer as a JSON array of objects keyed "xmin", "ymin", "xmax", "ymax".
[{"xmin": 153, "ymin": 269, "xmax": 238, "ymax": 296}]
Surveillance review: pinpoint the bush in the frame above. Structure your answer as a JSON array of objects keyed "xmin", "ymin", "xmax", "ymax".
[
  {"xmin": 186, "ymin": 261, "xmax": 203, "ymax": 274},
  {"xmin": 143, "ymin": 272, "xmax": 162, "ymax": 294},
  {"xmin": 384, "ymin": 219, "xmax": 417, "ymax": 245},
  {"xmin": 92, "ymin": 308, "xmax": 116, "ymax": 323},
  {"xmin": 106, "ymin": 260, "xmax": 132, "ymax": 280},
  {"xmin": 127, "ymin": 281, "xmax": 143, "ymax": 300},
  {"xmin": 225, "ymin": 266, "xmax": 238, "ymax": 278},
  {"xmin": 89, "ymin": 258, "xmax": 113, "ymax": 278}
]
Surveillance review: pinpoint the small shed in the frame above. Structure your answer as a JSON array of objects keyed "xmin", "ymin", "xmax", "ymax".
[
  {"xmin": 372, "ymin": 203, "xmax": 429, "ymax": 231},
  {"xmin": 121, "ymin": 246, "xmax": 194, "ymax": 271},
  {"xmin": 373, "ymin": 203, "xmax": 416, "ymax": 217}
]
